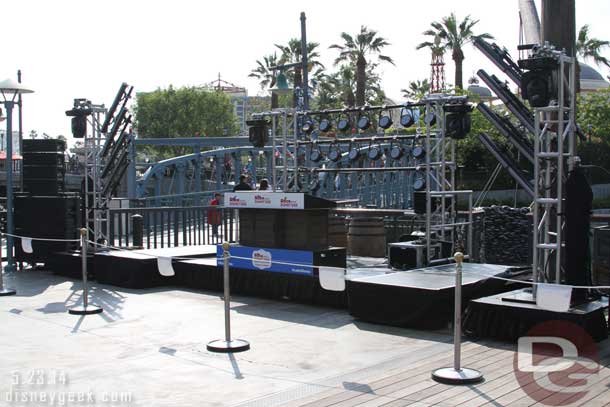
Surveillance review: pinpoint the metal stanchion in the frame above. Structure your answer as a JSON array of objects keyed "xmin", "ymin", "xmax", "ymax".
[
  {"xmin": 432, "ymin": 252, "xmax": 483, "ymax": 385},
  {"xmin": 207, "ymin": 242, "xmax": 250, "ymax": 353},
  {"xmin": 69, "ymin": 229, "xmax": 103, "ymax": 315},
  {"xmin": 0, "ymin": 233, "xmax": 16, "ymax": 296}
]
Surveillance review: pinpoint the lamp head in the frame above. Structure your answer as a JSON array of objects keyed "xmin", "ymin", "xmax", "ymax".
[
  {"xmin": 0, "ymin": 78, "xmax": 33, "ymax": 101},
  {"xmin": 269, "ymin": 71, "xmax": 292, "ymax": 96}
]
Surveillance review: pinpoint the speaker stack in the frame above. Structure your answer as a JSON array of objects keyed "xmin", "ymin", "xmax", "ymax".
[
  {"xmin": 22, "ymin": 139, "xmax": 66, "ymax": 195},
  {"xmin": 14, "ymin": 140, "xmax": 81, "ymax": 263}
]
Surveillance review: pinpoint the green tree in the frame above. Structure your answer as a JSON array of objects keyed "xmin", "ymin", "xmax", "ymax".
[
  {"xmin": 417, "ymin": 13, "xmax": 493, "ymax": 89},
  {"xmin": 576, "ymin": 24, "xmax": 610, "ymax": 69},
  {"xmin": 249, "ymin": 53, "xmax": 280, "ymax": 108},
  {"xmin": 330, "ymin": 26, "xmax": 394, "ymax": 106},
  {"xmin": 401, "ymin": 79, "xmax": 431, "ymax": 101},
  {"xmin": 134, "ymin": 86, "xmax": 237, "ymax": 159},
  {"xmin": 577, "ymin": 88, "xmax": 610, "ymax": 144}
]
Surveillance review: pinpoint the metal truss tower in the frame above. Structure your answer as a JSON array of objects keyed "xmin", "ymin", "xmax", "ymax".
[
  {"xmin": 532, "ymin": 55, "xmax": 577, "ymax": 285},
  {"xmin": 430, "ymin": 53, "xmax": 446, "ymax": 93}
]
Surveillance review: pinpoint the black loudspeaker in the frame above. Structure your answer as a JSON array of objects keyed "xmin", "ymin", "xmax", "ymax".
[
  {"xmin": 14, "ymin": 194, "xmax": 81, "ymax": 263},
  {"xmin": 22, "ymin": 145, "xmax": 66, "ymax": 195},
  {"xmin": 413, "ymin": 192, "xmax": 453, "ymax": 215},
  {"xmin": 22, "ymin": 139, "xmax": 66, "ymax": 153},
  {"xmin": 23, "ymin": 165, "xmax": 65, "ymax": 179}
]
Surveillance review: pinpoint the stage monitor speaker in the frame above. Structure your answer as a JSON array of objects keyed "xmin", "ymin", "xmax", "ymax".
[{"xmin": 388, "ymin": 241, "xmax": 427, "ymax": 270}]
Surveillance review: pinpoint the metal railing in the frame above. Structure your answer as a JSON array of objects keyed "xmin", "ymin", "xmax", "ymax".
[{"xmin": 107, "ymin": 205, "xmax": 237, "ymax": 249}]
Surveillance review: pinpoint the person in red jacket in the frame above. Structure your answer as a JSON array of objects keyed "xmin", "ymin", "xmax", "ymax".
[{"xmin": 208, "ymin": 193, "xmax": 222, "ymax": 238}]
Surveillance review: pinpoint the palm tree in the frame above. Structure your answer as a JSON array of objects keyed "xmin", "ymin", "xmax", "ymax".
[
  {"xmin": 417, "ymin": 13, "xmax": 493, "ymax": 89},
  {"xmin": 249, "ymin": 53, "xmax": 280, "ymax": 108},
  {"xmin": 330, "ymin": 26, "xmax": 394, "ymax": 106},
  {"xmin": 275, "ymin": 39, "xmax": 325, "ymax": 91},
  {"xmin": 576, "ymin": 25, "xmax": 610, "ymax": 69},
  {"xmin": 401, "ymin": 79, "xmax": 431, "ymax": 101}
]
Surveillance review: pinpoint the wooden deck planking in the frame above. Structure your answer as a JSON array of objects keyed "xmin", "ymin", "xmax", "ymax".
[
  {"xmin": 305, "ymin": 343, "xmax": 503, "ymax": 407},
  {"xmin": 280, "ymin": 338, "xmax": 610, "ymax": 407}
]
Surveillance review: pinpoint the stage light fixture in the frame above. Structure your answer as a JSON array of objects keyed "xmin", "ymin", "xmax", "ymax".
[
  {"xmin": 337, "ymin": 111, "xmax": 350, "ymax": 132},
  {"xmin": 518, "ymin": 54, "xmax": 558, "ymax": 107},
  {"xmin": 66, "ymin": 98, "xmax": 92, "ymax": 139},
  {"xmin": 444, "ymin": 103, "xmax": 474, "ymax": 139},
  {"xmin": 412, "ymin": 145, "xmax": 426, "ymax": 159},
  {"xmin": 247, "ymin": 118, "xmax": 270, "ymax": 147},
  {"xmin": 400, "ymin": 108, "xmax": 415, "ymax": 128},
  {"xmin": 424, "ymin": 111, "xmax": 436, "ymax": 126},
  {"xmin": 368, "ymin": 144, "xmax": 383, "ymax": 160},
  {"xmin": 378, "ymin": 109, "xmax": 393, "ymax": 129},
  {"xmin": 310, "ymin": 144, "xmax": 323, "ymax": 162},
  {"xmin": 390, "ymin": 142, "xmax": 404, "ymax": 160},
  {"xmin": 413, "ymin": 173, "xmax": 426, "ymax": 191},
  {"xmin": 328, "ymin": 144, "xmax": 341, "ymax": 162},
  {"xmin": 319, "ymin": 116, "xmax": 332, "ymax": 132},
  {"xmin": 357, "ymin": 112, "xmax": 371, "ymax": 131},
  {"xmin": 348, "ymin": 143, "xmax": 360, "ymax": 161},
  {"xmin": 302, "ymin": 117, "xmax": 315, "ymax": 134}
]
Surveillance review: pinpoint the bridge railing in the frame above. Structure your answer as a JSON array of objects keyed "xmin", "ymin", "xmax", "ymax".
[{"xmin": 107, "ymin": 205, "xmax": 237, "ymax": 249}]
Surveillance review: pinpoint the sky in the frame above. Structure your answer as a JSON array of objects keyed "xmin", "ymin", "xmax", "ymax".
[{"xmin": 1, "ymin": 0, "xmax": 609, "ymax": 145}]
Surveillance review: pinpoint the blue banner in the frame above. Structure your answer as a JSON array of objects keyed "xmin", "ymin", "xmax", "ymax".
[{"xmin": 217, "ymin": 245, "xmax": 314, "ymax": 276}]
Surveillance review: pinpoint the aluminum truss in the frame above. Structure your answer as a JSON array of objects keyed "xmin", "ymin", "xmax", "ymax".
[{"xmin": 532, "ymin": 55, "xmax": 577, "ymax": 284}]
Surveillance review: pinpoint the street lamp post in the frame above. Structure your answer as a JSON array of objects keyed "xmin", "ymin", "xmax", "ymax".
[{"xmin": 0, "ymin": 79, "xmax": 33, "ymax": 275}]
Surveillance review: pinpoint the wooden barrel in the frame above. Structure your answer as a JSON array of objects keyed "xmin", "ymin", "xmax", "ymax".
[
  {"xmin": 348, "ymin": 217, "xmax": 386, "ymax": 257},
  {"xmin": 328, "ymin": 214, "xmax": 348, "ymax": 248}
]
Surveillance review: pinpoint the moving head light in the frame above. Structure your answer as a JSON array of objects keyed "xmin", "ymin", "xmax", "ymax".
[
  {"xmin": 65, "ymin": 98, "xmax": 92, "ymax": 138},
  {"xmin": 518, "ymin": 43, "xmax": 561, "ymax": 108},
  {"xmin": 247, "ymin": 118, "xmax": 270, "ymax": 148}
]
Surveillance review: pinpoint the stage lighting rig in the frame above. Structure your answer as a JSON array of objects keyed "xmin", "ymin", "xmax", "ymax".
[
  {"xmin": 247, "ymin": 118, "xmax": 270, "ymax": 148},
  {"xmin": 65, "ymin": 98, "xmax": 92, "ymax": 138},
  {"xmin": 472, "ymin": 37, "xmax": 522, "ymax": 87},
  {"xmin": 518, "ymin": 43, "xmax": 561, "ymax": 108},
  {"xmin": 443, "ymin": 102, "xmax": 474, "ymax": 139}
]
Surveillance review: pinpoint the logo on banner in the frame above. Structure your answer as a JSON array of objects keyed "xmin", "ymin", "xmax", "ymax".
[
  {"xmin": 228, "ymin": 195, "xmax": 247, "ymax": 206},
  {"xmin": 280, "ymin": 196, "xmax": 298, "ymax": 208},
  {"xmin": 254, "ymin": 195, "xmax": 271, "ymax": 204},
  {"xmin": 514, "ymin": 320, "xmax": 599, "ymax": 405},
  {"xmin": 252, "ymin": 249, "xmax": 272, "ymax": 269}
]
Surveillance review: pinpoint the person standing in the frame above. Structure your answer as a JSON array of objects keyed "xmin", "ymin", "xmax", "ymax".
[
  {"xmin": 208, "ymin": 193, "xmax": 222, "ymax": 238},
  {"xmin": 233, "ymin": 174, "xmax": 253, "ymax": 191},
  {"xmin": 258, "ymin": 178, "xmax": 271, "ymax": 191}
]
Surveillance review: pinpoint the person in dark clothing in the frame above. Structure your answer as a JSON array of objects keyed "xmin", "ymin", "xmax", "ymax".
[{"xmin": 233, "ymin": 174, "xmax": 253, "ymax": 191}]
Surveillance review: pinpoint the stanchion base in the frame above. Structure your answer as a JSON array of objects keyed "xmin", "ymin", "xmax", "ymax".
[
  {"xmin": 0, "ymin": 288, "xmax": 16, "ymax": 296},
  {"xmin": 206, "ymin": 339, "xmax": 250, "ymax": 353},
  {"xmin": 432, "ymin": 367, "xmax": 484, "ymax": 385},
  {"xmin": 68, "ymin": 305, "xmax": 103, "ymax": 315}
]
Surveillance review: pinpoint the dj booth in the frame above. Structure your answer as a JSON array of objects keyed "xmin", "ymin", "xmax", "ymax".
[{"xmin": 219, "ymin": 191, "xmax": 347, "ymax": 306}]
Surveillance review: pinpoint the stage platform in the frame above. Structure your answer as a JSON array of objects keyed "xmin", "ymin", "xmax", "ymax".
[
  {"xmin": 94, "ymin": 245, "xmax": 217, "ymax": 288},
  {"xmin": 463, "ymin": 288, "xmax": 609, "ymax": 342},
  {"xmin": 347, "ymin": 263, "xmax": 527, "ymax": 329}
]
